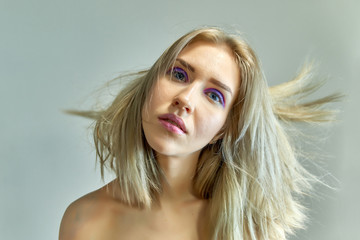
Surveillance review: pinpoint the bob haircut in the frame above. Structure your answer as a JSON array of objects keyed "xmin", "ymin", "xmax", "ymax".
[{"xmin": 72, "ymin": 27, "xmax": 340, "ymax": 240}]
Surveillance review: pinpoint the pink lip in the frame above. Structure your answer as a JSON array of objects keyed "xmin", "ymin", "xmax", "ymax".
[{"xmin": 158, "ymin": 114, "xmax": 187, "ymax": 134}]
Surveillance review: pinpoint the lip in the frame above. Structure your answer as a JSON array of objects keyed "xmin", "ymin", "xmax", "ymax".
[{"xmin": 158, "ymin": 113, "xmax": 187, "ymax": 134}]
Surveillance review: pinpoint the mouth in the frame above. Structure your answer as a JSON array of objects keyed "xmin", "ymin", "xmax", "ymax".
[{"xmin": 158, "ymin": 114, "xmax": 187, "ymax": 134}]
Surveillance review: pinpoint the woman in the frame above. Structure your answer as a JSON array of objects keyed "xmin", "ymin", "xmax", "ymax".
[{"xmin": 59, "ymin": 27, "xmax": 340, "ymax": 240}]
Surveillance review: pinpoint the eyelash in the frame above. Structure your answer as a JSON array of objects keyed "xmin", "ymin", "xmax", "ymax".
[
  {"xmin": 204, "ymin": 88, "xmax": 225, "ymax": 107},
  {"xmin": 167, "ymin": 66, "xmax": 226, "ymax": 108},
  {"xmin": 168, "ymin": 67, "xmax": 189, "ymax": 82}
]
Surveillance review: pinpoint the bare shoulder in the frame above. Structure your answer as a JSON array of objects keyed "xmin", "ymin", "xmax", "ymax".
[{"xmin": 59, "ymin": 181, "xmax": 122, "ymax": 240}]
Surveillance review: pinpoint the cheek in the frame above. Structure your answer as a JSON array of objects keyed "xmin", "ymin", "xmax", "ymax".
[
  {"xmin": 195, "ymin": 114, "xmax": 226, "ymax": 140},
  {"xmin": 142, "ymin": 79, "xmax": 174, "ymax": 126},
  {"xmin": 148, "ymin": 81, "xmax": 172, "ymax": 107}
]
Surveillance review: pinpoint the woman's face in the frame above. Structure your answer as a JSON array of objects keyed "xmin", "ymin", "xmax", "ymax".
[{"xmin": 142, "ymin": 41, "xmax": 240, "ymax": 158}]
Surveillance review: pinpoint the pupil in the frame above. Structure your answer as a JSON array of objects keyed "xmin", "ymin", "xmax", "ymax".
[{"xmin": 175, "ymin": 72, "xmax": 183, "ymax": 80}]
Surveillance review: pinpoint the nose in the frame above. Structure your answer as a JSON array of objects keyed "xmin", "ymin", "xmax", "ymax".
[{"xmin": 172, "ymin": 84, "xmax": 197, "ymax": 114}]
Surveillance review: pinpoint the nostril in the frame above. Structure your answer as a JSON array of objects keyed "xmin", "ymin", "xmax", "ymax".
[{"xmin": 173, "ymin": 98, "xmax": 192, "ymax": 113}]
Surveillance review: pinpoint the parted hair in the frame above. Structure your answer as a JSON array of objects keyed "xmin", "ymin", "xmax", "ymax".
[{"xmin": 70, "ymin": 27, "xmax": 341, "ymax": 240}]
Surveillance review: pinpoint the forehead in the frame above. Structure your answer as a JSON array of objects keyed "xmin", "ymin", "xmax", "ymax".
[{"xmin": 178, "ymin": 40, "xmax": 236, "ymax": 61}]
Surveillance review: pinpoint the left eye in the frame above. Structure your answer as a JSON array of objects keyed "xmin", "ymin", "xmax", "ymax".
[
  {"xmin": 208, "ymin": 92, "xmax": 220, "ymax": 102},
  {"xmin": 204, "ymin": 88, "xmax": 225, "ymax": 107}
]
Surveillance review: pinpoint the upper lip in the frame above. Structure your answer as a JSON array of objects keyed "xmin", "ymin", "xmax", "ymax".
[{"xmin": 158, "ymin": 113, "xmax": 187, "ymax": 133}]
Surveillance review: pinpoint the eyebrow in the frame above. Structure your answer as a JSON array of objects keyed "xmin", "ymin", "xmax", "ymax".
[
  {"xmin": 176, "ymin": 58, "xmax": 195, "ymax": 73},
  {"xmin": 176, "ymin": 58, "xmax": 233, "ymax": 96}
]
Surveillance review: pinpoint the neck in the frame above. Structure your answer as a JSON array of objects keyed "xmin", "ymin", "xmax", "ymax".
[{"xmin": 156, "ymin": 151, "xmax": 201, "ymax": 203}]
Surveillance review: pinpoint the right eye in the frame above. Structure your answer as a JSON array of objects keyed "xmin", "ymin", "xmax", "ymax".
[{"xmin": 168, "ymin": 67, "xmax": 189, "ymax": 82}]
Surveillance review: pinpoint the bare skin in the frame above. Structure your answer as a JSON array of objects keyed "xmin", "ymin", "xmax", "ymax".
[
  {"xmin": 59, "ymin": 152, "xmax": 209, "ymax": 240},
  {"xmin": 59, "ymin": 42, "xmax": 240, "ymax": 240}
]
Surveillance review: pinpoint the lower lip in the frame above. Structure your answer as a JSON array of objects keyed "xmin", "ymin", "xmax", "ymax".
[{"xmin": 159, "ymin": 119, "xmax": 185, "ymax": 135}]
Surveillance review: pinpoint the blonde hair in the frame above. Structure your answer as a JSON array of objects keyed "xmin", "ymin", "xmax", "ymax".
[{"xmin": 69, "ymin": 27, "xmax": 341, "ymax": 240}]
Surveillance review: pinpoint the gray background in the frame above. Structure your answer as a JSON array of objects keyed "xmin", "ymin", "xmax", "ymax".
[{"xmin": 1, "ymin": 0, "xmax": 359, "ymax": 239}]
